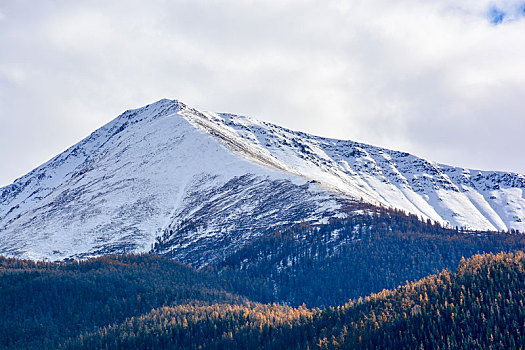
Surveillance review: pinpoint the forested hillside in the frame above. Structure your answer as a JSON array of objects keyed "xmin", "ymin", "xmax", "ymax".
[
  {"xmin": 214, "ymin": 208, "xmax": 525, "ymax": 307},
  {"xmin": 68, "ymin": 252, "xmax": 525, "ymax": 349},
  {"xmin": 319, "ymin": 251, "xmax": 525, "ymax": 349},
  {"xmin": 0, "ymin": 254, "xmax": 242, "ymax": 349}
]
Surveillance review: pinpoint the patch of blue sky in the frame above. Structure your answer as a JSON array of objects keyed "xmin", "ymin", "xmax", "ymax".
[
  {"xmin": 488, "ymin": 7, "xmax": 506, "ymax": 24},
  {"xmin": 488, "ymin": 2, "xmax": 525, "ymax": 25}
]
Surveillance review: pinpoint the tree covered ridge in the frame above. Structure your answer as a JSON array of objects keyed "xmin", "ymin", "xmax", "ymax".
[
  {"xmin": 317, "ymin": 251, "xmax": 525, "ymax": 349},
  {"xmin": 68, "ymin": 251, "xmax": 525, "ymax": 349},
  {"xmin": 213, "ymin": 208, "xmax": 525, "ymax": 307}
]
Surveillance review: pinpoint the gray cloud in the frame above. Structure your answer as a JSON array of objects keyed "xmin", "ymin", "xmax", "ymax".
[{"xmin": 1, "ymin": 0, "xmax": 525, "ymax": 187}]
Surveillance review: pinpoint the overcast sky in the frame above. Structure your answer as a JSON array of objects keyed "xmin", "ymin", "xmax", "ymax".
[{"xmin": 1, "ymin": 0, "xmax": 525, "ymax": 187}]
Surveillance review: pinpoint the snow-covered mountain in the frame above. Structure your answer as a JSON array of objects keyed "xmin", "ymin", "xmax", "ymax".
[{"xmin": 1, "ymin": 99, "xmax": 524, "ymax": 263}]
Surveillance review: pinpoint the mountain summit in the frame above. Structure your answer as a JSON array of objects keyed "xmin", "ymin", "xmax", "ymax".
[{"xmin": 1, "ymin": 99, "xmax": 524, "ymax": 262}]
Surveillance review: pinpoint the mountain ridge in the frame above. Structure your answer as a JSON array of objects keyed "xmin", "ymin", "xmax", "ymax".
[{"xmin": 178, "ymin": 101, "xmax": 524, "ymax": 231}]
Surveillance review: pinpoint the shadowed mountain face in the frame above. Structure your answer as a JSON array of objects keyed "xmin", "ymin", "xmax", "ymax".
[{"xmin": 1, "ymin": 99, "xmax": 524, "ymax": 263}]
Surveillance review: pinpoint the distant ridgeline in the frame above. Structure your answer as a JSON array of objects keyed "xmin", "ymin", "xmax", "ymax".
[{"xmin": 2, "ymin": 208, "xmax": 525, "ymax": 349}]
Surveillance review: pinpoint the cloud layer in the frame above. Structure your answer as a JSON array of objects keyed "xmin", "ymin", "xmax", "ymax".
[{"xmin": 1, "ymin": 0, "xmax": 525, "ymax": 186}]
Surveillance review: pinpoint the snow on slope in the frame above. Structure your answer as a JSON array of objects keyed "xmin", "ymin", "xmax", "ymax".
[
  {"xmin": 1, "ymin": 98, "xmax": 524, "ymax": 263},
  {"xmin": 178, "ymin": 106, "xmax": 525, "ymax": 233},
  {"xmin": 0, "ymin": 100, "xmax": 343, "ymax": 262}
]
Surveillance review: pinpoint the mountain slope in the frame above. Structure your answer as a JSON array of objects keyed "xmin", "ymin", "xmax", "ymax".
[
  {"xmin": 1, "ymin": 99, "xmax": 524, "ymax": 262},
  {"xmin": 184, "ymin": 108, "xmax": 525, "ymax": 232}
]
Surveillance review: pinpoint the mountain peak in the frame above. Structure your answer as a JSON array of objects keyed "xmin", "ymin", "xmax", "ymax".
[{"xmin": 117, "ymin": 98, "xmax": 186, "ymax": 122}]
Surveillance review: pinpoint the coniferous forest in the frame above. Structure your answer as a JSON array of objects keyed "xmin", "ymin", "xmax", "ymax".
[
  {"xmin": 69, "ymin": 252, "xmax": 525, "ymax": 350},
  {"xmin": 2, "ymin": 208, "xmax": 525, "ymax": 349}
]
